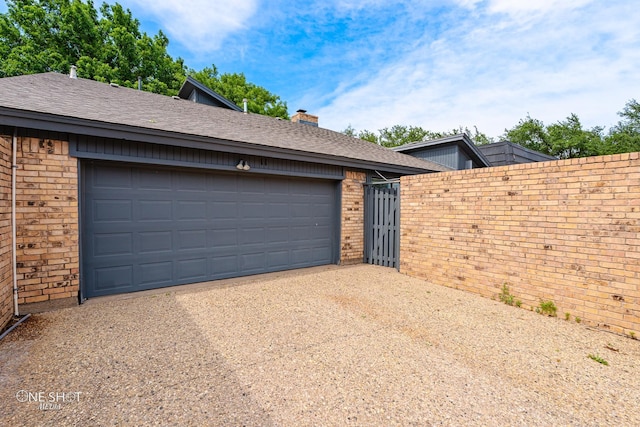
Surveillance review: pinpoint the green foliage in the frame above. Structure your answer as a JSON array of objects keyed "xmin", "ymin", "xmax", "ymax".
[
  {"xmin": 0, "ymin": 0, "xmax": 187, "ymax": 94},
  {"xmin": 588, "ymin": 354, "xmax": 608, "ymax": 366},
  {"xmin": 547, "ymin": 113, "xmax": 603, "ymax": 159},
  {"xmin": 503, "ymin": 115, "xmax": 550, "ymax": 154},
  {"xmin": 0, "ymin": 0, "xmax": 288, "ymax": 113},
  {"xmin": 504, "ymin": 113, "xmax": 603, "ymax": 159},
  {"xmin": 602, "ymin": 99, "xmax": 640, "ymax": 154},
  {"xmin": 575, "ymin": 316, "xmax": 581, "ymax": 324},
  {"xmin": 190, "ymin": 66, "xmax": 289, "ymax": 119},
  {"xmin": 565, "ymin": 312, "xmax": 571, "ymax": 321},
  {"xmin": 498, "ymin": 283, "xmax": 515, "ymax": 306},
  {"xmin": 342, "ymin": 124, "xmax": 493, "ymax": 146},
  {"xmin": 504, "ymin": 100, "xmax": 640, "ymax": 159},
  {"xmin": 536, "ymin": 300, "xmax": 557, "ymax": 317}
]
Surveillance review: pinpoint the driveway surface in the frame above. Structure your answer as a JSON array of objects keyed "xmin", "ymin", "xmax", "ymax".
[{"xmin": 1, "ymin": 264, "xmax": 639, "ymax": 426}]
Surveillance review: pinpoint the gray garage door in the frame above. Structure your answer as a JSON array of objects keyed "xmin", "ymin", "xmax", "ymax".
[{"xmin": 82, "ymin": 161, "xmax": 338, "ymax": 297}]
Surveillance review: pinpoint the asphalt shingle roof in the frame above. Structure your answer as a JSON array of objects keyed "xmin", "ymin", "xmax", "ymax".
[{"xmin": 0, "ymin": 72, "xmax": 448, "ymax": 173}]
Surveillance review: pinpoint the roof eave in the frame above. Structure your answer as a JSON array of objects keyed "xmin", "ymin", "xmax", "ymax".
[{"xmin": 0, "ymin": 107, "xmax": 439, "ymax": 175}]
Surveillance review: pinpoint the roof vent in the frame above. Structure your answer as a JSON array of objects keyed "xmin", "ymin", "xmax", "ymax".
[
  {"xmin": 69, "ymin": 65, "xmax": 77, "ymax": 79},
  {"xmin": 243, "ymin": 98, "xmax": 248, "ymax": 114},
  {"xmin": 110, "ymin": 82, "xmax": 119, "ymax": 88},
  {"xmin": 172, "ymin": 96, "xmax": 181, "ymax": 100}
]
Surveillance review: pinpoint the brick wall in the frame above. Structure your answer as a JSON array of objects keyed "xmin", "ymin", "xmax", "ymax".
[
  {"xmin": 0, "ymin": 135, "xmax": 13, "ymax": 329},
  {"xmin": 340, "ymin": 170, "xmax": 366, "ymax": 264},
  {"xmin": 401, "ymin": 153, "xmax": 640, "ymax": 336},
  {"xmin": 15, "ymin": 135, "xmax": 79, "ymax": 305}
]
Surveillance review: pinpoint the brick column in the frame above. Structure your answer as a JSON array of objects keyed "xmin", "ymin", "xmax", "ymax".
[
  {"xmin": 340, "ymin": 170, "xmax": 366, "ymax": 264},
  {"xmin": 15, "ymin": 136, "xmax": 79, "ymax": 305}
]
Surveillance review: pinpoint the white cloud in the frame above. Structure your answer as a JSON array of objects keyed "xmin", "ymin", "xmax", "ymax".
[
  {"xmin": 314, "ymin": 1, "xmax": 640, "ymax": 138},
  {"xmin": 126, "ymin": 0, "xmax": 258, "ymax": 53},
  {"xmin": 487, "ymin": 0, "xmax": 593, "ymax": 14}
]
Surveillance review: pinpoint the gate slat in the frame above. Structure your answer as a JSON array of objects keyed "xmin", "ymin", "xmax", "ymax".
[{"xmin": 364, "ymin": 183, "xmax": 400, "ymax": 269}]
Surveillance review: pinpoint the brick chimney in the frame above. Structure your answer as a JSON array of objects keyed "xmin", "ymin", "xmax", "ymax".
[{"xmin": 291, "ymin": 109, "xmax": 318, "ymax": 127}]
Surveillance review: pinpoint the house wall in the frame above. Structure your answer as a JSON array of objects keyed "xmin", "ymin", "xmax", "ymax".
[
  {"xmin": 401, "ymin": 152, "xmax": 640, "ymax": 336},
  {"xmin": 408, "ymin": 145, "xmax": 458, "ymax": 170},
  {"xmin": 0, "ymin": 134, "xmax": 14, "ymax": 329},
  {"xmin": 14, "ymin": 134, "xmax": 80, "ymax": 304},
  {"xmin": 340, "ymin": 170, "xmax": 366, "ymax": 264},
  {"xmin": 2, "ymin": 129, "xmax": 368, "ymax": 309}
]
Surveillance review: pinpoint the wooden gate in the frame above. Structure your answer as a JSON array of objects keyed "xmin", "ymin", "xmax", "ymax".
[{"xmin": 364, "ymin": 183, "xmax": 400, "ymax": 269}]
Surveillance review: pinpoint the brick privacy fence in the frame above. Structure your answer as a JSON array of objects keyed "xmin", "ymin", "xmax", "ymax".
[
  {"xmin": 340, "ymin": 170, "xmax": 366, "ymax": 264},
  {"xmin": 0, "ymin": 135, "xmax": 13, "ymax": 329},
  {"xmin": 401, "ymin": 152, "xmax": 640, "ymax": 336}
]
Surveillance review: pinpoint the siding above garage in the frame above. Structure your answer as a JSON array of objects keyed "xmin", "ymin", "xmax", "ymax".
[{"xmin": 71, "ymin": 135, "xmax": 344, "ymax": 180}]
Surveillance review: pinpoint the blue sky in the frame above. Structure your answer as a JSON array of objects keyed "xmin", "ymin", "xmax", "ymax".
[{"xmin": 2, "ymin": 1, "xmax": 639, "ymax": 139}]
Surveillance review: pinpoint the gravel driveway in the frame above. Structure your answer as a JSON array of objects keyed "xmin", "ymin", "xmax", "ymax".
[{"xmin": 1, "ymin": 264, "xmax": 639, "ymax": 426}]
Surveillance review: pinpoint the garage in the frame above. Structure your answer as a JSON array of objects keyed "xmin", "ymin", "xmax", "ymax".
[
  {"xmin": 0, "ymin": 72, "xmax": 444, "ymax": 310},
  {"xmin": 82, "ymin": 161, "xmax": 338, "ymax": 297}
]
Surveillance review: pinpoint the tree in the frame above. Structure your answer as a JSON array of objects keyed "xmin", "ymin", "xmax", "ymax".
[
  {"xmin": 378, "ymin": 125, "xmax": 437, "ymax": 147},
  {"xmin": 546, "ymin": 114, "xmax": 603, "ymax": 159},
  {"xmin": 191, "ymin": 66, "xmax": 289, "ymax": 119},
  {"xmin": 603, "ymin": 99, "xmax": 640, "ymax": 154},
  {"xmin": 504, "ymin": 113, "xmax": 606, "ymax": 159},
  {"xmin": 503, "ymin": 115, "xmax": 552, "ymax": 155},
  {"xmin": 342, "ymin": 124, "xmax": 492, "ymax": 147},
  {"xmin": 0, "ymin": 0, "xmax": 187, "ymax": 94},
  {"xmin": 0, "ymin": 0, "xmax": 290, "ymax": 113}
]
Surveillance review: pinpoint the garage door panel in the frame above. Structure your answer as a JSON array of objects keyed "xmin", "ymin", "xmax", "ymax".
[
  {"xmin": 138, "ymin": 169, "xmax": 172, "ymax": 189},
  {"xmin": 210, "ymin": 228, "xmax": 238, "ymax": 247},
  {"xmin": 138, "ymin": 231, "xmax": 173, "ymax": 254},
  {"xmin": 177, "ymin": 172, "xmax": 208, "ymax": 191},
  {"xmin": 212, "ymin": 201, "xmax": 238, "ymax": 219},
  {"xmin": 291, "ymin": 248, "xmax": 312, "ymax": 265},
  {"xmin": 240, "ymin": 252, "xmax": 266, "ymax": 271},
  {"xmin": 266, "ymin": 203, "xmax": 289, "ymax": 219},
  {"xmin": 312, "ymin": 247, "xmax": 332, "ymax": 262},
  {"xmin": 178, "ymin": 230, "xmax": 207, "ymax": 250},
  {"xmin": 266, "ymin": 226, "xmax": 289, "ymax": 243},
  {"xmin": 177, "ymin": 258, "xmax": 208, "ymax": 281},
  {"xmin": 266, "ymin": 250, "xmax": 289, "ymax": 267},
  {"xmin": 93, "ymin": 200, "xmax": 132, "ymax": 222},
  {"xmin": 177, "ymin": 201, "xmax": 207, "ymax": 220},
  {"xmin": 240, "ymin": 178, "xmax": 265, "ymax": 194},
  {"xmin": 291, "ymin": 203, "xmax": 314, "ymax": 218},
  {"xmin": 93, "ymin": 233, "xmax": 133, "ymax": 257},
  {"xmin": 211, "ymin": 255, "xmax": 239, "ymax": 275},
  {"xmin": 310, "ymin": 225, "xmax": 331, "ymax": 239},
  {"xmin": 240, "ymin": 202, "xmax": 266, "ymax": 219},
  {"xmin": 94, "ymin": 266, "xmax": 133, "ymax": 291},
  {"xmin": 138, "ymin": 200, "xmax": 172, "ymax": 221},
  {"xmin": 93, "ymin": 165, "xmax": 132, "ymax": 189},
  {"xmin": 239, "ymin": 227, "xmax": 265, "ymax": 245},
  {"xmin": 291, "ymin": 226, "xmax": 310, "ymax": 241},
  {"xmin": 139, "ymin": 261, "xmax": 173, "ymax": 286},
  {"xmin": 313, "ymin": 203, "xmax": 333, "ymax": 218},
  {"xmin": 82, "ymin": 162, "xmax": 337, "ymax": 297}
]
